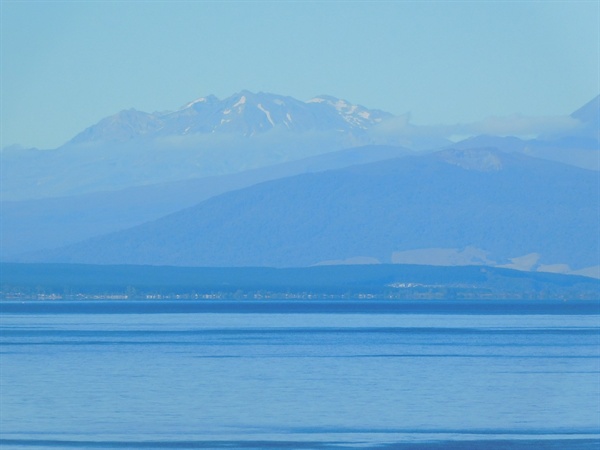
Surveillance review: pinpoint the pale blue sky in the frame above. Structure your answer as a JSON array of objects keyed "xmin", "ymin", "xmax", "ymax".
[{"xmin": 2, "ymin": 1, "xmax": 598, "ymax": 149}]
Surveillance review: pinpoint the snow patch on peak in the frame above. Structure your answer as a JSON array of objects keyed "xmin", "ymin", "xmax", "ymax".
[
  {"xmin": 274, "ymin": 99, "xmax": 285, "ymax": 106},
  {"xmin": 310, "ymin": 96, "xmax": 359, "ymax": 114},
  {"xmin": 334, "ymin": 99, "xmax": 350, "ymax": 110},
  {"xmin": 233, "ymin": 96, "xmax": 247, "ymax": 108},
  {"xmin": 185, "ymin": 97, "xmax": 207, "ymax": 108},
  {"xmin": 181, "ymin": 94, "xmax": 219, "ymax": 110},
  {"xmin": 310, "ymin": 95, "xmax": 343, "ymax": 104},
  {"xmin": 257, "ymin": 103, "xmax": 275, "ymax": 127}
]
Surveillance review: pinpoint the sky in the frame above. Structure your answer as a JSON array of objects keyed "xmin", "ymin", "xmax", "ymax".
[{"xmin": 2, "ymin": 1, "xmax": 599, "ymax": 149}]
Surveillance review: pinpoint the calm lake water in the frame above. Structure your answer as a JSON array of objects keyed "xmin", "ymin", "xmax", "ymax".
[{"xmin": 1, "ymin": 301, "xmax": 599, "ymax": 449}]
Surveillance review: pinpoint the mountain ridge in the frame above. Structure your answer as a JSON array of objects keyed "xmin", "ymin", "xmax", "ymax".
[
  {"xmin": 2, "ymin": 93, "xmax": 597, "ymax": 201},
  {"xmin": 68, "ymin": 91, "xmax": 394, "ymax": 145},
  {"xmin": 22, "ymin": 148, "xmax": 599, "ymax": 276},
  {"xmin": 0, "ymin": 145, "xmax": 411, "ymax": 257}
]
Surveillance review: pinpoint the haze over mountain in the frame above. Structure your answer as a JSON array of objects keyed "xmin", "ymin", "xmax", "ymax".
[
  {"xmin": 23, "ymin": 148, "xmax": 599, "ymax": 278},
  {"xmin": 2, "ymin": 93, "xmax": 598, "ymax": 278},
  {"xmin": 1, "ymin": 92, "xmax": 424, "ymax": 201},
  {"xmin": 3, "ymin": 92, "xmax": 596, "ymax": 202},
  {"xmin": 453, "ymin": 94, "xmax": 600, "ymax": 170},
  {"xmin": 1, "ymin": 145, "xmax": 411, "ymax": 258},
  {"xmin": 570, "ymin": 94, "xmax": 600, "ymax": 139}
]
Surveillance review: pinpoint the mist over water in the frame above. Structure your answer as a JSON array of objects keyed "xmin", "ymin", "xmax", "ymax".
[{"xmin": 1, "ymin": 301, "xmax": 599, "ymax": 449}]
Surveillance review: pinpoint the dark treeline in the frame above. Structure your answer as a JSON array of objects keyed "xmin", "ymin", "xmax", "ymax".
[{"xmin": 1, "ymin": 262, "xmax": 598, "ymax": 300}]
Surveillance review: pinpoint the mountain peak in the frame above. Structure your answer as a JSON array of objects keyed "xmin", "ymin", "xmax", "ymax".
[
  {"xmin": 308, "ymin": 94, "xmax": 341, "ymax": 103},
  {"xmin": 571, "ymin": 94, "xmax": 599, "ymax": 124},
  {"xmin": 183, "ymin": 94, "xmax": 218, "ymax": 109},
  {"xmin": 68, "ymin": 109, "xmax": 163, "ymax": 144},
  {"xmin": 67, "ymin": 91, "xmax": 396, "ymax": 143},
  {"xmin": 308, "ymin": 95, "xmax": 392, "ymax": 129},
  {"xmin": 568, "ymin": 95, "xmax": 599, "ymax": 141}
]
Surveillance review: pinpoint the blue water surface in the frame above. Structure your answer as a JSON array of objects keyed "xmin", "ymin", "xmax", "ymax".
[{"xmin": 1, "ymin": 301, "xmax": 599, "ymax": 449}]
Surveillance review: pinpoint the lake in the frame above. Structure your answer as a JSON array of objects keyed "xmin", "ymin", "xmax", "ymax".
[{"xmin": 1, "ymin": 300, "xmax": 599, "ymax": 449}]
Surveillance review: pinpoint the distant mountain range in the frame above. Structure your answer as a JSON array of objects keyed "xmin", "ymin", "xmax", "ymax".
[
  {"xmin": 69, "ymin": 91, "xmax": 393, "ymax": 143},
  {"xmin": 20, "ymin": 148, "xmax": 599, "ymax": 278},
  {"xmin": 1, "ymin": 145, "xmax": 411, "ymax": 258},
  {"xmin": 2, "ymin": 92, "xmax": 598, "ymax": 279},
  {"xmin": 0, "ymin": 92, "xmax": 415, "ymax": 201},
  {"xmin": 2, "ymin": 92, "xmax": 597, "ymax": 201}
]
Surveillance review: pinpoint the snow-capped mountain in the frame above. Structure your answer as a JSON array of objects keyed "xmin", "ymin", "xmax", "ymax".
[
  {"xmin": 4, "ymin": 92, "xmax": 597, "ymax": 201},
  {"xmin": 68, "ymin": 91, "xmax": 393, "ymax": 144},
  {"xmin": 3, "ymin": 92, "xmax": 400, "ymax": 200}
]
